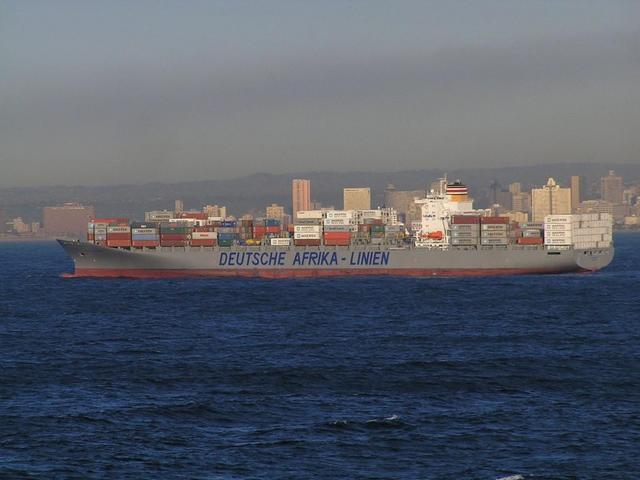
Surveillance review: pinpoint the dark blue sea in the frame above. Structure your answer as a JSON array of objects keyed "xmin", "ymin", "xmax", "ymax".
[{"xmin": 1, "ymin": 235, "xmax": 639, "ymax": 479}]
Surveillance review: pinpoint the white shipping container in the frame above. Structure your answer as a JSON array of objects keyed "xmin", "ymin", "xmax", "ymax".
[
  {"xmin": 545, "ymin": 239, "xmax": 572, "ymax": 245},
  {"xmin": 481, "ymin": 224, "xmax": 507, "ymax": 230},
  {"xmin": 323, "ymin": 218, "xmax": 353, "ymax": 226},
  {"xmin": 545, "ymin": 214, "xmax": 575, "ymax": 223},
  {"xmin": 294, "ymin": 232, "xmax": 322, "ymax": 240},
  {"xmin": 270, "ymin": 238, "xmax": 292, "ymax": 246},
  {"xmin": 547, "ymin": 230, "xmax": 573, "ymax": 237},
  {"xmin": 545, "ymin": 223, "xmax": 573, "ymax": 230},
  {"xmin": 325, "ymin": 210, "xmax": 354, "ymax": 219},
  {"xmin": 296, "ymin": 210, "xmax": 324, "ymax": 219},
  {"xmin": 480, "ymin": 238, "xmax": 508, "ymax": 245},
  {"xmin": 451, "ymin": 224, "xmax": 479, "ymax": 230},
  {"xmin": 169, "ymin": 218, "xmax": 196, "ymax": 225},
  {"xmin": 359, "ymin": 210, "xmax": 382, "ymax": 219},
  {"xmin": 294, "ymin": 225, "xmax": 322, "ymax": 233}
]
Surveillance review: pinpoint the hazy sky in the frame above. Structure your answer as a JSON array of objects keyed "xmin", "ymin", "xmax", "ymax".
[{"xmin": 1, "ymin": 1, "xmax": 639, "ymax": 187}]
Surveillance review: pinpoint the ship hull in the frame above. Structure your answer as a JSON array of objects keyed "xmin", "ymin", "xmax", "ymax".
[{"xmin": 58, "ymin": 240, "xmax": 614, "ymax": 278}]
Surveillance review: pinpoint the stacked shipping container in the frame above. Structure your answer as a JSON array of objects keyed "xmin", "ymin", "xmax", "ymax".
[{"xmin": 450, "ymin": 215, "xmax": 480, "ymax": 246}]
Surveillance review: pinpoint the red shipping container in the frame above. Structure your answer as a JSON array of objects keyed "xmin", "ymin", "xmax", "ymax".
[
  {"xmin": 131, "ymin": 240, "xmax": 160, "ymax": 247},
  {"xmin": 481, "ymin": 216, "xmax": 509, "ymax": 224},
  {"xmin": 160, "ymin": 240, "xmax": 189, "ymax": 247},
  {"xmin": 265, "ymin": 226, "xmax": 281, "ymax": 234},
  {"xmin": 517, "ymin": 237, "xmax": 543, "ymax": 245},
  {"xmin": 161, "ymin": 234, "xmax": 190, "ymax": 241},
  {"xmin": 324, "ymin": 232, "xmax": 351, "ymax": 246},
  {"xmin": 324, "ymin": 232, "xmax": 351, "ymax": 238},
  {"xmin": 293, "ymin": 239, "xmax": 321, "ymax": 246},
  {"xmin": 451, "ymin": 215, "xmax": 481, "ymax": 224},
  {"xmin": 190, "ymin": 239, "xmax": 217, "ymax": 247},
  {"xmin": 324, "ymin": 239, "xmax": 350, "ymax": 246},
  {"xmin": 106, "ymin": 233, "xmax": 130, "ymax": 239},
  {"xmin": 106, "ymin": 240, "xmax": 131, "ymax": 247}
]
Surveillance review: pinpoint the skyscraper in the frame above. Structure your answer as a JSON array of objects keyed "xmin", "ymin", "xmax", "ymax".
[
  {"xmin": 291, "ymin": 179, "xmax": 311, "ymax": 220},
  {"xmin": 343, "ymin": 187, "xmax": 371, "ymax": 210},
  {"xmin": 570, "ymin": 175, "xmax": 583, "ymax": 212},
  {"xmin": 531, "ymin": 178, "xmax": 571, "ymax": 222},
  {"xmin": 266, "ymin": 203, "xmax": 285, "ymax": 219},
  {"xmin": 175, "ymin": 199, "xmax": 184, "ymax": 214},
  {"xmin": 600, "ymin": 170, "xmax": 623, "ymax": 205}
]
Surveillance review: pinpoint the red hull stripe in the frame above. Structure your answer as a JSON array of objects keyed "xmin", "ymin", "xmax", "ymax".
[{"xmin": 63, "ymin": 267, "xmax": 586, "ymax": 279}]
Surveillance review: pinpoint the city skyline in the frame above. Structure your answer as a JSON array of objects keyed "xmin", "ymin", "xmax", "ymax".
[{"xmin": 3, "ymin": 166, "xmax": 640, "ymax": 239}]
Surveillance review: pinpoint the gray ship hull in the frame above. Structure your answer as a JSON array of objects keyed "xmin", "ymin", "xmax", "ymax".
[{"xmin": 58, "ymin": 240, "xmax": 614, "ymax": 278}]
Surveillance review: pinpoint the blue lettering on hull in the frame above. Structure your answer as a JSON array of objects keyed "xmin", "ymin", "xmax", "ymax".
[{"xmin": 219, "ymin": 250, "xmax": 387, "ymax": 267}]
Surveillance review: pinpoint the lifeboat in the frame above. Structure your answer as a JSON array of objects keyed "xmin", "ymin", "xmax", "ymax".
[{"xmin": 421, "ymin": 231, "xmax": 444, "ymax": 240}]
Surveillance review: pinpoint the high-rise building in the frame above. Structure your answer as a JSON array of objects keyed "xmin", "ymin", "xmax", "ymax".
[
  {"xmin": 384, "ymin": 185, "xmax": 425, "ymax": 224},
  {"xmin": 265, "ymin": 203, "xmax": 285, "ymax": 219},
  {"xmin": 601, "ymin": 170, "xmax": 623, "ymax": 205},
  {"xmin": 292, "ymin": 179, "xmax": 311, "ymax": 220},
  {"xmin": 531, "ymin": 178, "xmax": 571, "ymax": 222},
  {"xmin": 43, "ymin": 203, "xmax": 95, "ymax": 239},
  {"xmin": 512, "ymin": 192, "xmax": 531, "ymax": 213},
  {"xmin": 509, "ymin": 182, "xmax": 522, "ymax": 195},
  {"xmin": 203, "ymin": 204, "xmax": 227, "ymax": 218},
  {"xmin": 570, "ymin": 175, "xmax": 584, "ymax": 212},
  {"xmin": 577, "ymin": 200, "xmax": 614, "ymax": 216},
  {"xmin": 343, "ymin": 187, "xmax": 371, "ymax": 210},
  {"xmin": 175, "ymin": 199, "xmax": 184, "ymax": 214}
]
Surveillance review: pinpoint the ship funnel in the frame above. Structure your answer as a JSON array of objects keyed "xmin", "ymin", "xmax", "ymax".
[{"xmin": 446, "ymin": 181, "xmax": 469, "ymax": 202}]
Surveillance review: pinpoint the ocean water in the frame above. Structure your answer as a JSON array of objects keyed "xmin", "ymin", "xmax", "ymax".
[{"xmin": 1, "ymin": 235, "xmax": 638, "ymax": 480}]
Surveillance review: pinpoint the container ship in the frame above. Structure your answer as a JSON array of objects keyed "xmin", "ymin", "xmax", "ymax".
[{"xmin": 58, "ymin": 180, "xmax": 614, "ymax": 278}]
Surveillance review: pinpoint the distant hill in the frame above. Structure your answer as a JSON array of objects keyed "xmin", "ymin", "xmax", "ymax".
[{"xmin": 1, "ymin": 162, "xmax": 639, "ymax": 222}]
